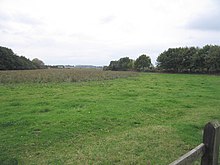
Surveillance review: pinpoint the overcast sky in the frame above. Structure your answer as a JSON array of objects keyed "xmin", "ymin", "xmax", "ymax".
[{"xmin": 1, "ymin": 0, "xmax": 220, "ymax": 65}]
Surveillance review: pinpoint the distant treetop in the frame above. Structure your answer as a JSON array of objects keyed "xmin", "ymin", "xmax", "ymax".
[{"xmin": 105, "ymin": 55, "xmax": 153, "ymax": 72}]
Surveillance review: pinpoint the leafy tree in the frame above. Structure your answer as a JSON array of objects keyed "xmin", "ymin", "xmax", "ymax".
[
  {"xmin": 0, "ymin": 46, "xmax": 43, "ymax": 70},
  {"xmin": 118, "ymin": 57, "xmax": 133, "ymax": 71},
  {"xmin": 108, "ymin": 61, "xmax": 119, "ymax": 71},
  {"xmin": 32, "ymin": 58, "xmax": 45, "ymax": 69},
  {"xmin": 182, "ymin": 47, "xmax": 197, "ymax": 72},
  {"xmin": 157, "ymin": 48, "xmax": 181, "ymax": 72},
  {"xmin": 134, "ymin": 54, "xmax": 152, "ymax": 71},
  {"xmin": 106, "ymin": 57, "xmax": 134, "ymax": 71},
  {"xmin": 157, "ymin": 45, "xmax": 220, "ymax": 73},
  {"xmin": 204, "ymin": 45, "xmax": 220, "ymax": 72}
]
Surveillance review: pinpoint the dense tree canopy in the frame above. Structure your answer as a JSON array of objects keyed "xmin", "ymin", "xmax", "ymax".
[
  {"xmin": 106, "ymin": 55, "xmax": 153, "ymax": 71},
  {"xmin": 157, "ymin": 45, "xmax": 220, "ymax": 73},
  {"xmin": 0, "ymin": 46, "xmax": 44, "ymax": 70},
  {"xmin": 134, "ymin": 54, "xmax": 152, "ymax": 71},
  {"xmin": 107, "ymin": 57, "xmax": 134, "ymax": 71}
]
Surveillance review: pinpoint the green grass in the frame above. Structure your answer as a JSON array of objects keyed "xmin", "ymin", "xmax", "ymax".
[{"xmin": 0, "ymin": 73, "xmax": 220, "ymax": 164}]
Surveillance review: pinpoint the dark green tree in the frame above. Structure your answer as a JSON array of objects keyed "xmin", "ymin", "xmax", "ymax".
[
  {"xmin": 106, "ymin": 57, "xmax": 134, "ymax": 71},
  {"xmin": 0, "ymin": 46, "xmax": 42, "ymax": 70},
  {"xmin": 108, "ymin": 61, "xmax": 119, "ymax": 71},
  {"xmin": 204, "ymin": 45, "xmax": 220, "ymax": 72},
  {"xmin": 134, "ymin": 54, "xmax": 152, "ymax": 71},
  {"xmin": 157, "ymin": 45, "xmax": 220, "ymax": 73},
  {"xmin": 157, "ymin": 48, "xmax": 181, "ymax": 72},
  {"xmin": 118, "ymin": 57, "xmax": 133, "ymax": 71}
]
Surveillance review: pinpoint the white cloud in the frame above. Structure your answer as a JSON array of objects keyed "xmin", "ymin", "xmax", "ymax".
[{"xmin": 0, "ymin": 0, "xmax": 220, "ymax": 65}]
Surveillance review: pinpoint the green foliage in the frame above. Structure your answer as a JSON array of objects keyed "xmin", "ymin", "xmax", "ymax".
[
  {"xmin": 32, "ymin": 58, "xmax": 45, "ymax": 69},
  {"xmin": 107, "ymin": 57, "xmax": 134, "ymax": 71},
  {"xmin": 118, "ymin": 57, "xmax": 134, "ymax": 71},
  {"xmin": 108, "ymin": 60, "xmax": 119, "ymax": 71},
  {"xmin": 106, "ymin": 55, "xmax": 152, "ymax": 72},
  {"xmin": 157, "ymin": 45, "xmax": 220, "ymax": 73},
  {"xmin": 134, "ymin": 54, "xmax": 152, "ymax": 71},
  {"xmin": 0, "ymin": 46, "xmax": 44, "ymax": 70},
  {"xmin": 0, "ymin": 73, "xmax": 220, "ymax": 164}
]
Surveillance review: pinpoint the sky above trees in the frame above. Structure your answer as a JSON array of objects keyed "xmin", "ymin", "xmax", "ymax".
[{"xmin": 0, "ymin": 0, "xmax": 220, "ymax": 65}]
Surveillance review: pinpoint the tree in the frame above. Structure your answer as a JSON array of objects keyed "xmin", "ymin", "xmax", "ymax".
[
  {"xmin": 0, "ymin": 46, "xmax": 37, "ymax": 70},
  {"xmin": 157, "ymin": 45, "xmax": 220, "ymax": 73},
  {"xmin": 179, "ymin": 47, "xmax": 197, "ymax": 72},
  {"xmin": 108, "ymin": 60, "xmax": 119, "ymax": 71},
  {"xmin": 134, "ymin": 54, "xmax": 152, "ymax": 71},
  {"xmin": 118, "ymin": 57, "xmax": 133, "ymax": 71},
  {"xmin": 157, "ymin": 48, "xmax": 180, "ymax": 72},
  {"xmin": 204, "ymin": 45, "xmax": 220, "ymax": 72},
  {"xmin": 106, "ymin": 57, "xmax": 134, "ymax": 71},
  {"xmin": 32, "ymin": 58, "xmax": 45, "ymax": 69}
]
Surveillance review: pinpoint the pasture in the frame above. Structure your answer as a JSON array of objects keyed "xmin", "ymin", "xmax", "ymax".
[{"xmin": 0, "ymin": 70, "xmax": 220, "ymax": 164}]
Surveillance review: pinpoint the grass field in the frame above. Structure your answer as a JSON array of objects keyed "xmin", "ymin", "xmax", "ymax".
[
  {"xmin": 0, "ymin": 69, "xmax": 138, "ymax": 83},
  {"xmin": 0, "ymin": 70, "xmax": 220, "ymax": 164}
]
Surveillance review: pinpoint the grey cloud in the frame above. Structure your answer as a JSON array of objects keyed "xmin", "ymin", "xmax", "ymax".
[
  {"xmin": 0, "ymin": 11, "xmax": 42, "ymax": 27},
  {"xmin": 188, "ymin": 12, "xmax": 220, "ymax": 31},
  {"xmin": 0, "ymin": 12, "xmax": 11, "ymax": 30},
  {"xmin": 0, "ymin": 11, "xmax": 11, "ymax": 21},
  {"xmin": 0, "ymin": 11, "xmax": 44, "ymax": 44},
  {"xmin": 14, "ymin": 14, "xmax": 42, "ymax": 25},
  {"xmin": 100, "ymin": 15, "xmax": 116, "ymax": 24},
  {"xmin": 187, "ymin": 1, "xmax": 220, "ymax": 31}
]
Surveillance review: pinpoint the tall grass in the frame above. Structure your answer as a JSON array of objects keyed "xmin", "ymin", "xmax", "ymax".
[{"xmin": 0, "ymin": 69, "xmax": 139, "ymax": 83}]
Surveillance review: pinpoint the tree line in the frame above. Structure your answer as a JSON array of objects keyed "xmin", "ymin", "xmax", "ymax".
[
  {"xmin": 104, "ymin": 55, "xmax": 153, "ymax": 71},
  {"xmin": 157, "ymin": 45, "xmax": 220, "ymax": 73},
  {"xmin": 0, "ymin": 46, "xmax": 45, "ymax": 70},
  {"xmin": 105, "ymin": 45, "xmax": 220, "ymax": 73},
  {"xmin": 1, "ymin": 45, "xmax": 220, "ymax": 73}
]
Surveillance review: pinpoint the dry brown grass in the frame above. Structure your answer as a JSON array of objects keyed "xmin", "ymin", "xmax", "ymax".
[{"xmin": 0, "ymin": 68, "xmax": 139, "ymax": 83}]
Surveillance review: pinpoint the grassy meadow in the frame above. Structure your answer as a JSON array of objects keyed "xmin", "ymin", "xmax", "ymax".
[
  {"xmin": 0, "ymin": 69, "xmax": 139, "ymax": 83},
  {"xmin": 0, "ymin": 69, "xmax": 220, "ymax": 164}
]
